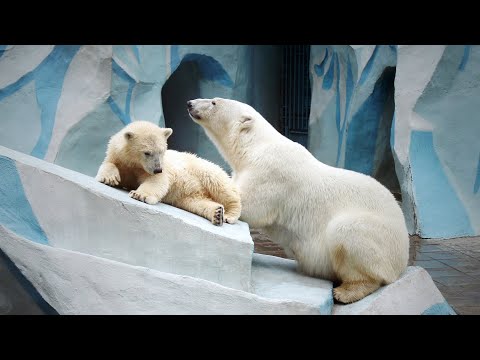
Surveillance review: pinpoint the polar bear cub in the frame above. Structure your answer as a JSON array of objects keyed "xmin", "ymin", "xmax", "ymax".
[{"xmin": 96, "ymin": 120, "xmax": 241, "ymax": 226}]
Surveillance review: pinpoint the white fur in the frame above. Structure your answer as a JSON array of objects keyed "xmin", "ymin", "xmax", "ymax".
[
  {"xmin": 96, "ymin": 121, "xmax": 241, "ymax": 226},
  {"xmin": 188, "ymin": 97, "xmax": 410, "ymax": 303}
]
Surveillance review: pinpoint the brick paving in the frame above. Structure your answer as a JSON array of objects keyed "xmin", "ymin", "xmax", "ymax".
[
  {"xmin": 251, "ymin": 230, "xmax": 480, "ymax": 315},
  {"xmin": 409, "ymin": 235, "xmax": 480, "ymax": 315}
]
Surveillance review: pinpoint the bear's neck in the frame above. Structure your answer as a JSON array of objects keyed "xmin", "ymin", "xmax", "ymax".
[{"xmin": 204, "ymin": 122, "xmax": 280, "ymax": 173}]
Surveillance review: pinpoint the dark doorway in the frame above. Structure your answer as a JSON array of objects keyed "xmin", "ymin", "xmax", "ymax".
[
  {"xmin": 280, "ymin": 45, "xmax": 312, "ymax": 148},
  {"xmin": 161, "ymin": 60, "xmax": 201, "ymax": 155},
  {"xmin": 372, "ymin": 67, "xmax": 401, "ymax": 201}
]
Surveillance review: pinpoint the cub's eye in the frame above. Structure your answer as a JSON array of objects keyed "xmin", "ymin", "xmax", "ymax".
[
  {"xmin": 212, "ymin": 101, "xmax": 216, "ymax": 105},
  {"xmin": 144, "ymin": 152, "xmax": 151, "ymax": 156}
]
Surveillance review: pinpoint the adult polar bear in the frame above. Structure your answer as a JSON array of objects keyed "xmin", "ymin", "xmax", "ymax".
[{"xmin": 187, "ymin": 97, "xmax": 410, "ymax": 304}]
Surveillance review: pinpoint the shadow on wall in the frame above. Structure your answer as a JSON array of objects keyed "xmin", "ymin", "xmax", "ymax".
[
  {"xmin": 344, "ymin": 65, "xmax": 401, "ymax": 199},
  {"xmin": 0, "ymin": 249, "xmax": 58, "ymax": 315},
  {"xmin": 371, "ymin": 67, "xmax": 401, "ymax": 198}
]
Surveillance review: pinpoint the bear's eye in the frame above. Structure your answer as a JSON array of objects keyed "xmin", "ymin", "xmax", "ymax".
[
  {"xmin": 212, "ymin": 101, "xmax": 216, "ymax": 105},
  {"xmin": 144, "ymin": 152, "xmax": 152, "ymax": 156}
]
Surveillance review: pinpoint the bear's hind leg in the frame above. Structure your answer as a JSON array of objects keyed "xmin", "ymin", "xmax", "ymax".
[
  {"xmin": 333, "ymin": 279, "xmax": 381, "ymax": 304},
  {"xmin": 194, "ymin": 166, "xmax": 241, "ymax": 224},
  {"xmin": 326, "ymin": 212, "xmax": 405, "ymax": 304},
  {"xmin": 175, "ymin": 197, "xmax": 225, "ymax": 226}
]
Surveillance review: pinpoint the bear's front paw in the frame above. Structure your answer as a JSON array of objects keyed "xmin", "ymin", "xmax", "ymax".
[
  {"xmin": 224, "ymin": 217, "xmax": 238, "ymax": 224},
  {"xmin": 129, "ymin": 190, "xmax": 158, "ymax": 205},
  {"xmin": 96, "ymin": 173, "xmax": 121, "ymax": 187},
  {"xmin": 212, "ymin": 206, "xmax": 224, "ymax": 226}
]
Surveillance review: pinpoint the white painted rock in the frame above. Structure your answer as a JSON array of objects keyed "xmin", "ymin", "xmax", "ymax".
[
  {"xmin": 0, "ymin": 145, "xmax": 253, "ymax": 291},
  {"xmin": 251, "ymin": 253, "xmax": 333, "ymax": 315},
  {"xmin": 308, "ymin": 45, "xmax": 397, "ymax": 191},
  {"xmin": 0, "ymin": 227, "xmax": 322, "ymax": 315},
  {"xmin": 393, "ymin": 45, "xmax": 480, "ymax": 238},
  {"xmin": 333, "ymin": 266, "xmax": 456, "ymax": 315}
]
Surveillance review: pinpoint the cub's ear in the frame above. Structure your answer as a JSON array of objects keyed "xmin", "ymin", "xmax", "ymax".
[
  {"xmin": 124, "ymin": 131, "xmax": 134, "ymax": 140},
  {"xmin": 164, "ymin": 128, "xmax": 173, "ymax": 139},
  {"xmin": 240, "ymin": 115, "xmax": 254, "ymax": 126}
]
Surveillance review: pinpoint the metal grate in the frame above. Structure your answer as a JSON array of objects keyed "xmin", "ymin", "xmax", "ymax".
[{"xmin": 281, "ymin": 45, "xmax": 312, "ymax": 147}]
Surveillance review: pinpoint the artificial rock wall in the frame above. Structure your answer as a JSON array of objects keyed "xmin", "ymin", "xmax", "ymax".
[
  {"xmin": 1, "ymin": 45, "xmax": 479, "ymax": 239},
  {"xmin": 0, "ymin": 45, "xmax": 282, "ymax": 175},
  {"xmin": 309, "ymin": 45, "xmax": 480, "ymax": 239}
]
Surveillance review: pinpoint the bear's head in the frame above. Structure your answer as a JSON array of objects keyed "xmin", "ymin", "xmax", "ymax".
[
  {"xmin": 120, "ymin": 121, "xmax": 173, "ymax": 175},
  {"xmin": 187, "ymin": 97, "xmax": 257, "ymax": 138}
]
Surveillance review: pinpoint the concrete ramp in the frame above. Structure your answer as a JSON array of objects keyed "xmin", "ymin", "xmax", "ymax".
[{"xmin": 0, "ymin": 145, "xmax": 253, "ymax": 292}]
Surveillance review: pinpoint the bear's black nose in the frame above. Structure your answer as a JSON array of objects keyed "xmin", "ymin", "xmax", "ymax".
[
  {"xmin": 187, "ymin": 101, "xmax": 193, "ymax": 109},
  {"xmin": 154, "ymin": 168, "xmax": 162, "ymax": 174}
]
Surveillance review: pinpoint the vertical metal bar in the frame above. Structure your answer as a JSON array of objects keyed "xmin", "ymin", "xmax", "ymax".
[
  {"xmin": 290, "ymin": 45, "xmax": 294, "ymax": 131},
  {"xmin": 305, "ymin": 45, "xmax": 308, "ymax": 130},
  {"xmin": 301, "ymin": 45, "xmax": 305, "ymax": 131},
  {"xmin": 295, "ymin": 45, "xmax": 300, "ymax": 131},
  {"xmin": 284, "ymin": 46, "xmax": 288, "ymax": 136},
  {"xmin": 282, "ymin": 46, "xmax": 286, "ymax": 135},
  {"xmin": 289, "ymin": 45, "xmax": 293, "ymax": 134},
  {"xmin": 295, "ymin": 45, "xmax": 298, "ymax": 131},
  {"xmin": 304, "ymin": 45, "xmax": 307, "ymax": 130},
  {"xmin": 285, "ymin": 46, "xmax": 288, "ymax": 135},
  {"xmin": 301, "ymin": 45, "xmax": 304, "ymax": 131},
  {"xmin": 296, "ymin": 45, "xmax": 299, "ymax": 131}
]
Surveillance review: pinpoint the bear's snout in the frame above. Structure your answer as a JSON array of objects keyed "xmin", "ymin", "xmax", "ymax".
[{"xmin": 187, "ymin": 101, "xmax": 201, "ymax": 120}]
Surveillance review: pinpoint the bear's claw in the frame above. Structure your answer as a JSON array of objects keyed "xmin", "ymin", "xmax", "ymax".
[
  {"xmin": 129, "ymin": 190, "xmax": 158, "ymax": 205},
  {"xmin": 97, "ymin": 174, "xmax": 120, "ymax": 187},
  {"xmin": 212, "ymin": 206, "xmax": 224, "ymax": 226}
]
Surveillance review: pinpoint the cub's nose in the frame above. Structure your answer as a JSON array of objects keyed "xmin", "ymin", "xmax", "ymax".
[
  {"xmin": 154, "ymin": 168, "xmax": 163, "ymax": 174},
  {"xmin": 187, "ymin": 101, "xmax": 193, "ymax": 109}
]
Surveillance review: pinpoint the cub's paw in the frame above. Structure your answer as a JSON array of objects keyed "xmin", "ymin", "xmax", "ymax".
[
  {"xmin": 224, "ymin": 216, "xmax": 238, "ymax": 224},
  {"xmin": 129, "ymin": 190, "xmax": 158, "ymax": 205},
  {"xmin": 96, "ymin": 173, "xmax": 121, "ymax": 187},
  {"xmin": 212, "ymin": 206, "xmax": 224, "ymax": 226}
]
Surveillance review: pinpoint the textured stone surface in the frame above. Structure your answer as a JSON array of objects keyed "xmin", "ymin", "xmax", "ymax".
[
  {"xmin": 308, "ymin": 45, "xmax": 398, "ymax": 193},
  {"xmin": 0, "ymin": 145, "xmax": 253, "ymax": 291},
  {"xmin": 0, "ymin": 227, "xmax": 323, "ymax": 315},
  {"xmin": 393, "ymin": 45, "xmax": 480, "ymax": 238},
  {"xmin": 251, "ymin": 253, "xmax": 333, "ymax": 314},
  {"xmin": 0, "ymin": 45, "xmax": 282, "ymax": 175},
  {"xmin": 0, "ymin": 248, "xmax": 56, "ymax": 315},
  {"xmin": 308, "ymin": 45, "xmax": 479, "ymax": 239}
]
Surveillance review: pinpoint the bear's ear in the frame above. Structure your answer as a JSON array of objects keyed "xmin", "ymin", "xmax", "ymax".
[
  {"xmin": 240, "ymin": 115, "xmax": 253, "ymax": 125},
  {"xmin": 124, "ymin": 131, "xmax": 134, "ymax": 140},
  {"xmin": 240, "ymin": 115, "xmax": 254, "ymax": 126},
  {"xmin": 164, "ymin": 128, "xmax": 173, "ymax": 139}
]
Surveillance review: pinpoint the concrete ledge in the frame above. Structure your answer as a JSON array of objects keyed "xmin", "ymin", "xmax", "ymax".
[
  {"xmin": 251, "ymin": 253, "xmax": 333, "ymax": 315},
  {"xmin": 0, "ymin": 226, "xmax": 321, "ymax": 315},
  {"xmin": 333, "ymin": 266, "xmax": 456, "ymax": 315},
  {"xmin": 0, "ymin": 145, "xmax": 253, "ymax": 291}
]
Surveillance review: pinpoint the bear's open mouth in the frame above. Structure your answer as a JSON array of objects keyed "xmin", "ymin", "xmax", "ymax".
[{"xmin": 188, "ymin": 109, "xmax": 202, "ymax": 120}]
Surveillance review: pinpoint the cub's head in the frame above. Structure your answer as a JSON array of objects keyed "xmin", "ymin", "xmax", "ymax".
[
  {"xmin": 187, "ymin": 97, "xmax": 256, "ymax": 137},
  {"xmin": 120, "ymin": 121, "xmax": 172, "ymax": 175}
]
